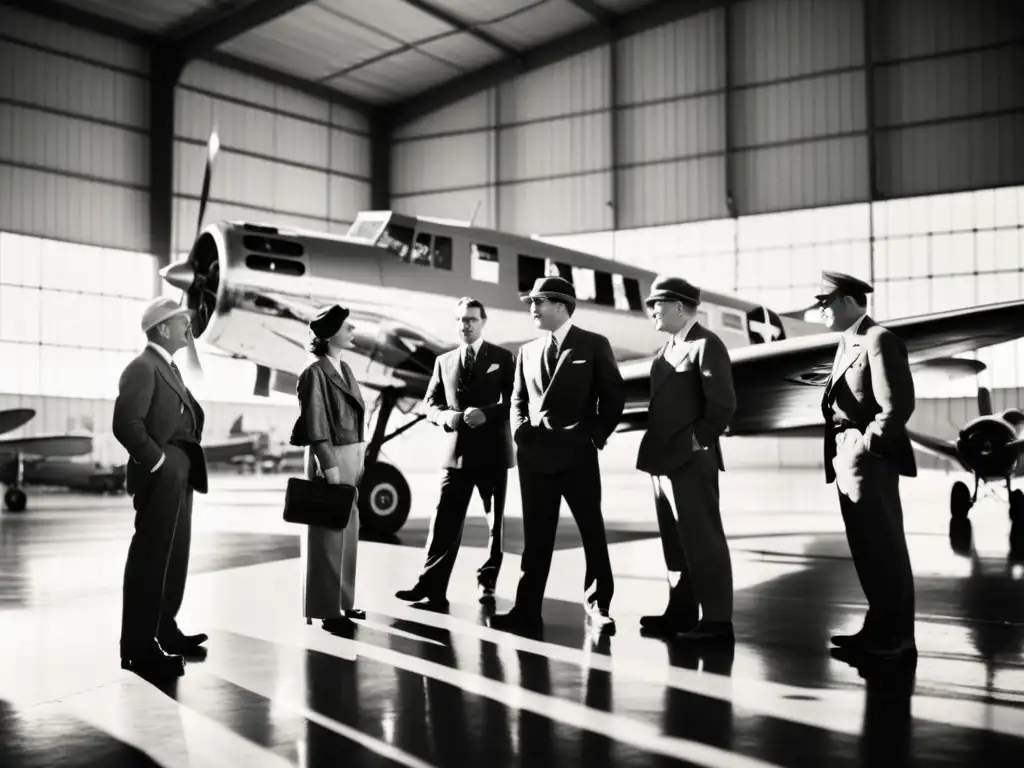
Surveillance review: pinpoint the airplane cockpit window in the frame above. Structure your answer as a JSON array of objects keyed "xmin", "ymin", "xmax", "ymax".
[
  {"xmin": 348, "ymin": 215, "xmax": 386, "ymax": 242},
  {"xmin": 471, "ymin": 243, "xmax": 499, "ymax": 283},
  {"xmin": 544, "ymin": 259, "xmax": 573, "ymax": 281},
  {"xmin": 376, "ymin": 223, "xmax": 415, "ymax": 261},
  {"xmin": 518, "ymin": 253, "xmax": 546, "ymax": 293},
  {"xmin": 572, "ymin": 266, "xmax": 597, "ymax": 302},
  {"xmin": 412, "ymin": 232, "xmax": 432, "ymax": 266},
  {"xmin": 433, "ymin": 236, "xmax": 452, "ymax": 270}
]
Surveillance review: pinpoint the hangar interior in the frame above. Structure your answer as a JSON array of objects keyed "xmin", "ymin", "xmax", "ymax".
[{"xmin": 0, "ymin": 0, "xmax": 1022, "ymax": 475}]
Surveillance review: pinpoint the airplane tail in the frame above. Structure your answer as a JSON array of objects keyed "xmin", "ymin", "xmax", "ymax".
[{"xmin": 229, "ymin": 415, "xmax": 244, "ymax": 436}]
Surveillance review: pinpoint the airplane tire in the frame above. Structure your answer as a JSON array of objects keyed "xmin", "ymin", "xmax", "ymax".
[
  {"xmin": 1010, "ymin": 489, "xmax": 1024, "ymax": 525},
  {"xmin": 950, "ymin": 481, "xmax": 971, "ymax": 520},
  {"xmin": 358, "ymin": 461, "xmax": 411, "ymax": 537},
  {"xmin": 3, "ymin": 488, "xmax": 27, "ymax": 513}
]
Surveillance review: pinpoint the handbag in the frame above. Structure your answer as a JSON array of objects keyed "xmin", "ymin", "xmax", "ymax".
[{"xmin": 282, "ymin": 477, "xmax": 357, "ymax": 530}]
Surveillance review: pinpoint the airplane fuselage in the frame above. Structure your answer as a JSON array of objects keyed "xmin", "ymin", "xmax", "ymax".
[{"xmin": 171, "ymin": 211, "xmax": 822, "ymax": 397}]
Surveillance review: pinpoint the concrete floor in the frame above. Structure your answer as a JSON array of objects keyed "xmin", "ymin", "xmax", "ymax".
[{"xmin": 1, "ymin": 467, "xmax": 1022, "ymax": 767}]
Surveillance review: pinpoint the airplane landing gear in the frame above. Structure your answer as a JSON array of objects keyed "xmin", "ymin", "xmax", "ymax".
[
  {"xmin": 357, "ymin": 389, "xmax": 420, "ymax": 537},
  {"xmin": 950, "ymin": 479, "xmax": 975, "ymax": 520},
  {"xmin": 3, "ymin": 487, "xmax": 26, "ymax": 513}
]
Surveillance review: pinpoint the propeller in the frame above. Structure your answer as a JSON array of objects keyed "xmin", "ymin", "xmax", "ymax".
[{"xmin": 177, "ymin": 129, "xmax": 220, "ymax": 388}]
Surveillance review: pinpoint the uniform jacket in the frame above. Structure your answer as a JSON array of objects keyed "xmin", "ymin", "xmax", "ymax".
[
  {"xmin": 290, "ymin": 356, "xmax": 366, "ymax": 448},
  {"xmin": 425, "ymin": 340, "xmax": 515, "ymax": 470},
  {"xmin": 822, "ymin": 315, "xmax": 917, "ymax": 483},
  {"xmin": 112, "ymin": 346, "xmax": 207, "ymax": 496},
  {"xmin": 512, "ymin": 324, "xmax": 625, "ymax": 473},
  {"xmin": 636, "ymin": 322, "xmax": 736, "ymax": 476}
]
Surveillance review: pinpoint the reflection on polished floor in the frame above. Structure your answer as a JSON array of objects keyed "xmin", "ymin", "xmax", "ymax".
[{"xmin": 1, "ymin": 469, "xmax": 1023, "ymax": 767}]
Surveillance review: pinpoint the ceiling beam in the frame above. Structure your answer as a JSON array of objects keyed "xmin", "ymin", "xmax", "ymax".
[
  {"xmin": 205, "ymin": 50, "xmax": 377, "ymax": 115},
  {"xmin": 398, "ymin": 0, "xmax": 520, "ymax": 58},
  {"xmin": 387, "ymin": 0, "xmax": 729, "ymax": 127},
  {"xmin": 0, "ymin": 0, "xmax": 155, "ymax": 43},
  {"xmin": 562, "ymin": 0, "xmax": 614, "ymax": 22},
  {"xmin": 168, "ymin": 0, "xmax": 316, "ymax": 61}
]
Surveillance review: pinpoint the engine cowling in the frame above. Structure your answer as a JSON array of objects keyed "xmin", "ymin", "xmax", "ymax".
[{"xmin": 956, "ymin": 415, "xmax": 1019, "ymax": 479}]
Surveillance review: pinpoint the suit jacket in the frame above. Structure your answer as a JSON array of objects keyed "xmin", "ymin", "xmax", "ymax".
[
  {"xmin": 636, "ymin": 322, "xmax": 736, "ymax": 476},
  {"xmin": 290, "ymin": 356, "xmax": 366, "ymax": 448},
  {"xmin": 822, "ymin": 315, "xmax": 917, "ymax": 483},
  {"xmin": 425, "ymin": 340, "xmax": 515, "ymax": 470},
  {"xmin": 512, "ymin": 324, "xmax": 625, "ymax": 473},
  {"xmin": 112, "ymin": 346, "xmax": 207, "ymax": 497}
]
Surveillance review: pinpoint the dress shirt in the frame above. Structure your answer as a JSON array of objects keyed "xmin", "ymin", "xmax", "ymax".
[{"xmin": 547, "ymin": 320, "xmax": 573, "ymax": 354}]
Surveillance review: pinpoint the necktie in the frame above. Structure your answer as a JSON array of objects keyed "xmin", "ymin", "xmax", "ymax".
[
  {"xmin": 458, "ymin": 345, "xmax": 475, "ymax": 398},
  {"xmin": 542, "ymin": 335, "xmax": 558, "ymax": 388},
  {"xmin": 169, "ymin": 360, "xmax": 185, "ymax": 386}
]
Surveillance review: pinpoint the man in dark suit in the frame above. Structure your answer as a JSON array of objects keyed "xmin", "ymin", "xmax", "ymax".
[
  {"xmin": 112, "ymin": 297, "xmax": 210, "ymax": 677},
  {"xmin": 817, "ymin": 271, "xmax": 917, "ymax": 659},
  {"xmin": 636, "ymin": 276, "xmax": 737, "ymax": 644},
  {"xmin": 490, "ymin": 276, "xmax": 625, "ymax": 632},
  {"xmin": 395, "ymin": 297, "xmax": 515, "ymax": 607}
]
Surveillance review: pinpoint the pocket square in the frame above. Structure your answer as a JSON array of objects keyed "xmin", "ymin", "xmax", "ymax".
[
  {"xmin": 571, "ymin": 359, "xmax": 586, "ymax": 365},
  {"xmin": 486, "ymin": 363, "xmax": 499, "ymax": 373}
]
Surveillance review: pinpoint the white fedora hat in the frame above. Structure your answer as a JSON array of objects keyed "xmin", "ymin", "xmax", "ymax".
[{"xmin": 141, "ymin": 297, "xmax": 192, "ymax": 333}]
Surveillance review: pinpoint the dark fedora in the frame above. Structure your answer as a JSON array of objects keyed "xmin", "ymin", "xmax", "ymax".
[
  {"xmin": 644, "ymin": 275, "xmax": 701, "ymax": 308},
  {"xmin": 309, "ymin": 304, "xmax": 350, "ymax": 338},
  {"xmin": 520, "ymin": 276, "xmax": 576, "ymax": 306},
  {"xmin": 814, "ymin": 271, "xmax": 873, "ymax": 305}
]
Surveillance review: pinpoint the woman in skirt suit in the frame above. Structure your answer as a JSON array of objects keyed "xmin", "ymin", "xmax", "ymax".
[{"xmin": 290, "ymin": 304, "xmax": 367, "ymax": 632}]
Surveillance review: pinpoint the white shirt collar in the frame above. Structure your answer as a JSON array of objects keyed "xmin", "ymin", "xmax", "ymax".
[
  {"xmin": 147, "ymin": 341, "xmax": 173, "ymax": 366},
  {"xmin": 673, "ymin": 316, "xmax": 698, "ymax": 346},
  {"xmin": 844, "ymin": 313, "xmax": 868, "ymax": 338},
  {"xmin": 548, "ymin": 320, "xmax": 572, "ymax": 350}
]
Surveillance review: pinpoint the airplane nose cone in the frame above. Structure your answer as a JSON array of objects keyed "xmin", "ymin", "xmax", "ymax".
[{"xmin": 160, "ymin": 261, "xmax": 194, "ymax": 291}]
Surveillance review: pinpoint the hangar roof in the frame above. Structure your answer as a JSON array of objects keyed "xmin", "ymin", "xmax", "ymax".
[{"xmin": 9, "ymin": 0, "xmax": 718, "ymax": 123}]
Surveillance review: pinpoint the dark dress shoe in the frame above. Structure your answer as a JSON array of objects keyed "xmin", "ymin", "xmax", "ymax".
[
  {"xmin": 321, "ymin": 617, "xmax": 355, "ymax": 633},
  {"xmin": 640, "ymin": 613, "xmax": 696, "ymax": 637},
  {"xmin": 122, "ymin": 648, "xmax": 185, "ymax": 677},
  {"xmin": 675, "ymin": 621, "xmax": 735, "ymax": 644},
  {"xmin": 830, "ymin": 630, "xmax": 869, "ymax": 649},
  {"xmin": 160, "ymin": 632, "xmax": 208, "ymax": 655},
  {"xmin": 343, "ymin": 608, "xmax": 366, "ymax": 620},
  {"xmin": 489, "ymin": 611, "xmax": 542, "ymax": 632},
  {"xmin": 396, "ymin": 586, "xmax": 447, "ymax": 607}
]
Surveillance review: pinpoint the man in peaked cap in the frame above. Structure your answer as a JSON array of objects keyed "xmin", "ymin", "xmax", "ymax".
[
  {"xmin": 816, "ymin": 270, "xmax": 918, "ymax": 660},
  {"xmin": 112, "ymin": 297, "xmax": 210, "ymax": 678},
  {"xmin": 635, "ymin": 276, "xmax": 737, "ymax": 644},
  {"xmin": 490, "ymin": 276, "xmax": 625, "ymax": 633}
]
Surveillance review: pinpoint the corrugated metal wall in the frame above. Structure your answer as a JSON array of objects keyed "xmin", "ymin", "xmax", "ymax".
[
  {"xmin": 171, "ymin": 60, "xmax": 371, "ymax": 254},
  {"xmin": 0, "ymin": 7, "xmax": 149, "ymax": 251}
]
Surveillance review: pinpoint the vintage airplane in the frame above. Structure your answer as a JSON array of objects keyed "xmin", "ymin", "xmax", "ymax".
[
  {"xmin": 158, "ymin": 134, "xmax": 1024, "ymax": 536},
  {"xmin": 909, "ymin": 386, "xmax": 1024, "ymax": 526},
  {"xmin": 0, "ymin": 407, "xmax": 95, "ymax": 512}
]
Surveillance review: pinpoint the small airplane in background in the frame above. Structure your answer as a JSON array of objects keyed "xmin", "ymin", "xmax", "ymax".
[
  {"xmin": 0, "ymin": 407, "xmax": 108, "ymax": 512},
  {"xmin": 156, "ymin": 132, "xmax": 1024, "ymax": 536},
  {"xmin": 203, "ymin": 414, "xmax": 304, "ymax": 472},
  {"xmin": 909, "ymin": 384, "xmax": 1024, "ymax": 527}
]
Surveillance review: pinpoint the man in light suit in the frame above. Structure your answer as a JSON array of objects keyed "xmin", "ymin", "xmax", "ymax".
[
  {"xmin": 112, "ymin": 298, "xmax": 209, "ymax": 678},
  {"xmin": 490, "ymin": 276, "xmax": 625, "ymax": 632},
  {"xmin": 817, "ymin": 271, "xmax": 917, "ymax": 659},
  {"xmin": 636, "ymin": 276, "xmax": 737, "ymax": 644},
  {"xmin": 395, "ymin": 297, "xmax": 515, "ymax": 607}
]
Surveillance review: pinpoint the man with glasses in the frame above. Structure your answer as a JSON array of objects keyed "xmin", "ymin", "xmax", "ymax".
[
  {"xmin": 816, "ymin": 271, "xmax": 917, "ymax": 661},
  {"xmin": 113, "ymin": 298, "xmax": 210, "ymax": 678},
  {"xmin": 395, "ymin": 297, "xmax": 515, "ymax": 607}
]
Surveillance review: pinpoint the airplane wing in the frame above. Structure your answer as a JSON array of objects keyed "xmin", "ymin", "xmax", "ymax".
[
  {"xmin": 0, "ymin": 435, "xmax": 94, "ymax": 458},
  {"xmin": 620, "ymin": 298, "xmax": 1024, "ymax": 435},
  {"xmin": 0, "ymin": 408, "xmax": 35, "ymax": 436}
]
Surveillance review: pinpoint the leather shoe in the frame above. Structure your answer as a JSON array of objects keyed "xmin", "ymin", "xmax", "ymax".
[
  {"xmin": 160, "ymin": 632, "xmax": 208, "ymax": 655},
  {"xmin": 640, "ymin": 613, "xmax": 696, "ymax": 637},
  {"xmin": 121, "ymin": 648, "xmax": 185, "ymax": 677},
  {"xmin": 396, "ymin": 586, "xmax": 447, "ymax": 608},
  {"xmin": 830, "ymin": 629, "xmax": 870, "ymax": 649}
]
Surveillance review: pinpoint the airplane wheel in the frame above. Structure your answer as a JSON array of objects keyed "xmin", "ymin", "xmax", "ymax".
[
  {"xmin": 358, "ymin": 461, "xmax": 410, "ymax": 537},
  {"xmin": 950, "ymin": 481, "xmax": 972, "ymax": 520},
  {"xmin": 948, "ymin": 517, "xmax": 972, "ymax": 557},
  {"xmin": 3, "ymin": 488, "xmax": 27, "ymax": 513},
  {"xmin": 1010, "ymin": 489, "xmax": 1024, "ymax": 525}
]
